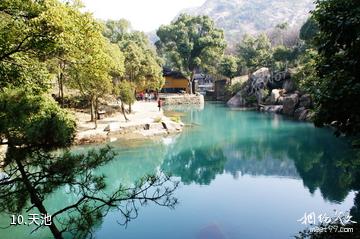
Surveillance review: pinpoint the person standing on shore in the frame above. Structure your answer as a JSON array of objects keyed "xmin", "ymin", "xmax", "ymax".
[{"xmin": 158, "ymin": 98, "xmax": 162, "ymax": 111}]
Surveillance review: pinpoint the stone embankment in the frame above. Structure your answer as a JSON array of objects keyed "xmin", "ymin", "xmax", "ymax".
[
  {"xmin": 161, "ymin": 93, "xmax": 204, "ymax": 105},
  {"xmin": 74, "ymin": 101, "xmax": 184, "ymax": 145}
]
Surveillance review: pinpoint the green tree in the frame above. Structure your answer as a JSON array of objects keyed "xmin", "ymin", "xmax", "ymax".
[
  {"xmin": 48, "ymin": 1, "xmax": 88, "ymax": 107},
  {"xmin": 120, "ymin": 41, "xmax": 147, "ymax": 90},
  {"xmin": 292, "ymin": 49, "xmax": 318, "ymax": 92},
  {"xmin": 0, "ymin": 145, "xmax": 178, "ymax": 239},
  {"xmin": 310, "ymin": 0, "xmax": 360, "ymax": 137},
  {"xmin": 274, "ymin": 22, "xmax": 289, "ymax": 45},
  {"xmin": 0, "ymin": 2, "xmax": 178, "ymax": 239},
  {"xmin": 219, "ymin": 55, "xmax": 238, "ymax": 84},
  {"xmin": 299, "ymin": 17, "xmax": 319, "ymax": 45},
  {"xmin": 272, "ymin": 45, "xmax": 300, "ymax": 70},
  {"xmin": 237, "ymin": 33, "xmax": 273, "ymax": 71},
  {"xmin": 103, "ymin": 21, "xmax": 164, "ymax": 111},
  {"xmin": 67, "ymin": 14, "xmax": 120, "ymax": 128},
  {"xmin": 156, "ymin": 14, "xmax": 226, "ymax": 94},
  {"xmin": 0, "ymin": 0, "xmax": 62, "ymax": 63},
  {"xmin": 102, "ymin": 18, "xmax": 131, "ymax": 43},
  {"xmin": 128, "ymin": 32, "xmax": 164, "ymax": 93},
  {"xmin": 106, "ymin": 41, "xmax": 126, "ymax": 80},
  {"xmin": 0, "ymin": 0, "xmax": 65, "ymax": 92},
  {"xmin": 113, "ymin": 80, "xmax": 135, "ymax": 121},
  {"xmin": 122, "ymin": 38, "xmax": 163, "ymax": 112},
  {"xmin": 0, "ymin": 88, "xmax": 76, "ymax": 148}
]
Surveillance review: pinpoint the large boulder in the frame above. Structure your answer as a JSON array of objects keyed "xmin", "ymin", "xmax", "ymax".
[
  {"xmin": 299, "ymin": 110, "xmax": 310, "ymax": 121},
  {"xmin": 283, "ymin": 94, "xmax": 299, "ymax": 116},
  {"xmin": 294, "ymin": 107, "xmax": 309, "ymax": 120},
  {"xmin": 299, "ymin": 94, "xmax": 312, "ymax": 108},
  {"xmin": 250, "ymin": 68, "xmax": 271, "ymax": 83},
  {"xmin": 283, "ymin": 79, "xmax": 296, "ymax": 93},
  {"xmin": 268, "ymin": 70, "xmax": 291, "ymax": 90},
  {"xmin": 227, "ymin": 91, "xmax": 248, "ymax": 107},
  {"xmin": 278, "ymin": 96, "xmax": 284, "ymax": 104},
  {"xmin": 270, "ymin": 89, "xmax": 282, "ymax": 104},
  {"xmin": 249, "ymin": 68, "xmax": 271, "ymax": 103}
]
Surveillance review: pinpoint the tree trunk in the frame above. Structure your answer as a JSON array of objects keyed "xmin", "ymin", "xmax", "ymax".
[
  {"xmin": 94, "ymin": 97, "xmax": 98, "ymax": 129},
  {"xmin": 90, "ymin": 96, "xmax": 95, "ymax": 122},
  {"xmin": 188, "ymin": 79, "xmax": 192, "ymax": 94},
  {"xmin": 57, "ymin": 71, "xmax": 64, "ymax": 107},
  {"xmin": 128, "ymin": 88, "xmax": 136, "ymax": 113},
  {"xmin": 58, "ymin": 62, "xmax": 65, "ymax": 108},
  {"xmin": 189, "ymin": 70, "xmax": 196, "ymax": 94},
  {"xmin": 121, "ymin": 102, "xmax": 128, "ymax": 121},
  {"xmin": 57, "ymin": 72, "xmax": 61, "ymax": 99},
  {"xmin": 14, "ymin": 152, "xmax": 64, "ymax": 239},
  {"xmin": 59, "ymin": 72, "xmax": 64, "ymax": 108}
]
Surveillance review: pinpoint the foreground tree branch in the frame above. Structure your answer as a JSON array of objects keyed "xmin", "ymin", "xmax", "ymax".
[{"xmin": 0, "ymin": 146, "xmax": 178, "ymax": 239}]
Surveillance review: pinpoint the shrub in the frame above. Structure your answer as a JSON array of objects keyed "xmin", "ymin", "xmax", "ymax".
[{"xmin": 0, "ymin": 88, "xmax": 76, "ymax": 148}]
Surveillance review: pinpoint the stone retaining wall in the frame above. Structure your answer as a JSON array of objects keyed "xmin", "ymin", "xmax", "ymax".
[{"xmin": 161, "ymin": 94, "xmax": 204, "ymax": 105}]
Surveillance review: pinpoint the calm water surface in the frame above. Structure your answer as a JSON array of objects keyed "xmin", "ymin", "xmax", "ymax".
[{"xmin": 1, "ymin": 103, "xmax": 358, "ymax": 239}]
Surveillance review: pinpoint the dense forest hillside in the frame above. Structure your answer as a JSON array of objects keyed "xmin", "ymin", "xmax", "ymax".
[{"xmin": 180, "ymin": 0, "xmax": 314, "ymax": 43}]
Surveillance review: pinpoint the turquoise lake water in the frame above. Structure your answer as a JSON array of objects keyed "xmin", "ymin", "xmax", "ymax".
[{"xmin": 0, "ymin": 102, "xmax": 358, "ymax": 239}]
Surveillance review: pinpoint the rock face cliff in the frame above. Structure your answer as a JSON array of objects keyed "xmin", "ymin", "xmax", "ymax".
[
  {"xmin": 227, "ymin": 67, "xmax": 313, "ymax": 121},
  {"xmin": 181, "ymin": 0, "xmax": 314, "ymax": 45}
]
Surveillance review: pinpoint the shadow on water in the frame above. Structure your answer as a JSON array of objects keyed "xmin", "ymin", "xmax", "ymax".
[
  {"xmin": 161, "ymin": 103, "xmax": 360, "ymax": 215},
  {"xmin": 163, "ymin": 103, "xmax": 360, "ymax": 238},
  {"xmin": 164, "ymin": 104, "xmax": 357, "ymax": 198}
]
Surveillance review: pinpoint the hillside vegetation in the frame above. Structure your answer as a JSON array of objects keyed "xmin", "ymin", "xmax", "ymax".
[{"xmin": 181, "ymin": 0, "xmax": 314, "ymax": 44}]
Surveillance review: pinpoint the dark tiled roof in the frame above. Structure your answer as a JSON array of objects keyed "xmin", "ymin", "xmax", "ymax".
[{"xmin": 163, "ymin": 67, "xmax": 188, "ymax": 79}]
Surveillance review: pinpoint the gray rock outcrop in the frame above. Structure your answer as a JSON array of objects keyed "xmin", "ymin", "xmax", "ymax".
[
  {"xmin": 294, "ymin": 107, "xmax": 307, "ymax": 120},
  {"xmin": 249, "ymin": 67, "xmax": 271, "ymax": 103},
  {"xmin": 227, "ymin": 91, "xmax": 248, "ymax": 107},
  {"xmin": 299, "ymin": 94, "xmax": 312, "ymax": 108},
  {"xmin": 270, "ymin": 89, "xmax": 282, "ymax": 104},
  {"xmin": 283, "ymin": 79, "xmax": 296, "ymax": 93},
  {"xmin": 283, "ymin": 94, "xmax": 299, "ymax": 116}
]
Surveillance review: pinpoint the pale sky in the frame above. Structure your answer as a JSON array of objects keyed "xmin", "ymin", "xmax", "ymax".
[{"xmin": 81, "ymin": 0, "xmax": 206, "ymax": 32}]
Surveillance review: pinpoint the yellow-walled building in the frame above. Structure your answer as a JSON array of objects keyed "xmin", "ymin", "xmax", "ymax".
[{"xmin": 161, "ymin": 68, "xmax": 190, "ymax": 93}]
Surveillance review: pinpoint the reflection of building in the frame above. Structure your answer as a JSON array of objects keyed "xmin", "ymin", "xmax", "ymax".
[{"xmin": 161, "ymin": 68, "xmax": 190, "ymax": 93}]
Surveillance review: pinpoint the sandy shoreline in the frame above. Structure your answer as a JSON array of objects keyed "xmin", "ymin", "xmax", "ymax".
[
  {"xmin": 73, "ymin": 101, "xmax": 184, "ymax": 145},
  {"xmin": 0, "ymin": 101, "xmax": 184, "ymax": 161}
]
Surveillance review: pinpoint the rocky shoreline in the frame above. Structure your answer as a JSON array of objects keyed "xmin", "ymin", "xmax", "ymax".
[
  {"xmin": 227, "ymin": 67, "xmax": 314, "ymax": 121},
  {"xmin": 259, "ymin": 90, "xmax": 313, "ymax": 121},
  {"xmin": 74, "ymin": 101, "xmax": 184, "ymax": 145}
]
